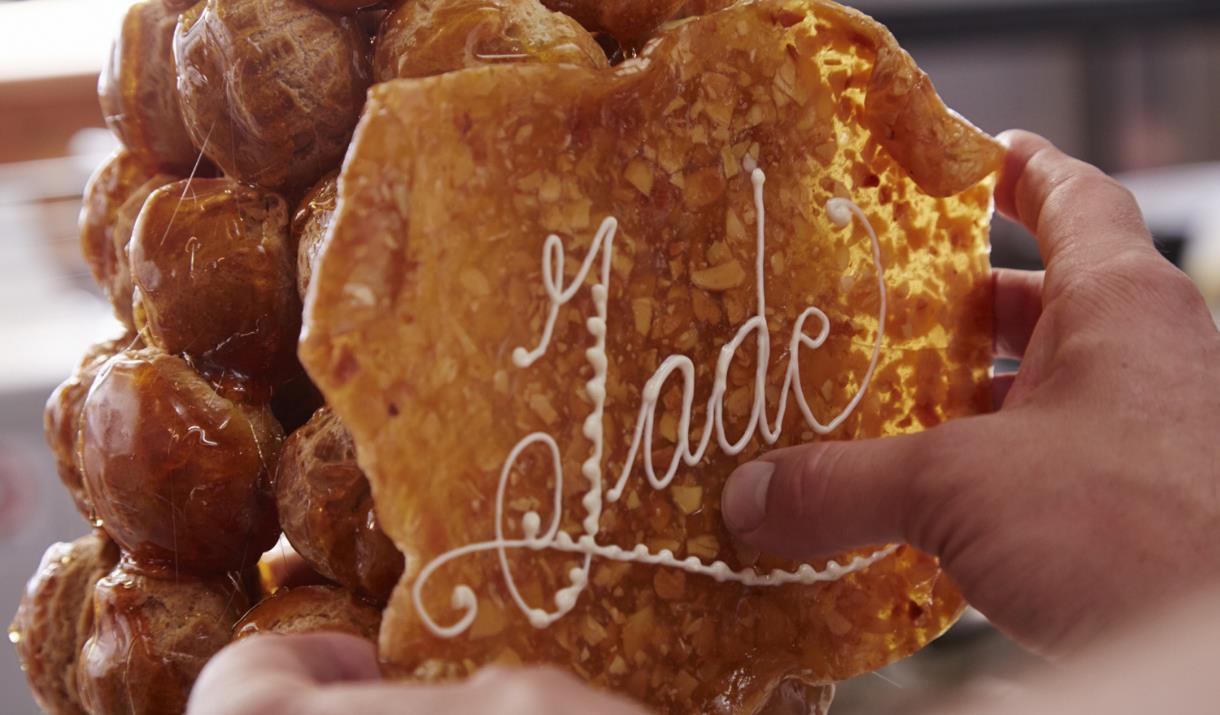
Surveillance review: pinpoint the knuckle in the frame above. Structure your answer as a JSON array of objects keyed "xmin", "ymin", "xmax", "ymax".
[
  {"xmin": 788, "ymin": 446, "xmax": 834, "ymax": 523},
  {"xmin": 899, "ymin": 423, "xmax": 978, "ymax": 549}
]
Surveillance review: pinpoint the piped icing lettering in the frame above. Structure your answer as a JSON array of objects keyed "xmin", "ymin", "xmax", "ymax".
[{"xmin": 414, "ymin": 168, "xmax": 893, "ymax": 638}]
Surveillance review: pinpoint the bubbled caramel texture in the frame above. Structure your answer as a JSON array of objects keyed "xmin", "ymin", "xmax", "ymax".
[
  {"xmin": 303, "ymin": 1, "xmax": 1001, "ymax": 713},
  {"xmin": 373, "ymin": 0, "xmax": 607, "ymax": 83},
  {"xmin": 174, "ymin": 0, "xmax": 372, "ymax": 192}
]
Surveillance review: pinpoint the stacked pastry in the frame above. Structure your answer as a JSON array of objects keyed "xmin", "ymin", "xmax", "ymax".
[{"xmin": 10, "ymin": 1, "xmax": 652, "ymax": 713}]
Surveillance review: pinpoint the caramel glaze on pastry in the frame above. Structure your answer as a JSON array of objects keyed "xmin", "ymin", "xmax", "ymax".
[
  {"xmin": 174, "ymin": 0, "xmax": 372, "ymax": 193},
  {"xmin": 276, "ymin": 407, "xmax": 403, "ymax": 603},
  {"xmin": 9, "ymin": 534, "xmax": 119, "ymax": 715},
  {"xmin": 373, "ymin": 0, "xmax": 607, "ymax": 82},
  {"xmin": 233, "ymin": 584, "xmax": 382, "ymax": 641},
  {"xmin": 79, "ymin": 348, "xmax": 282, "ymax": 574},
  {"xmin": 129, "ymin": 177, "xmax": 300, "ymax": 378},
  {"xmin": 77, "ymin": 559, "xmax": 249, "ymax": 715},
  {"xmin": 78, "ymin": 151, "xmax": 175, "ymax": 329},
  {"xmin": 43, "ymin": 335, "xmax": 139, "ymax": 522},
  {"xmin": 99, "ymin": 1, "xmax": 200, "ymax": 173}
]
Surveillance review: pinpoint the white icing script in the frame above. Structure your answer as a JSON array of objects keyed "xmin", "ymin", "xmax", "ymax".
[{"xmin": 414, "ymin": 168, "xmax": 894, "ymax": 638}]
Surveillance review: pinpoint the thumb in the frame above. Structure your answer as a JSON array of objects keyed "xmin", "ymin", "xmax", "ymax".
[{"xmin": 721, "ymin": 420, "xmax": 988, "ymax": 561}]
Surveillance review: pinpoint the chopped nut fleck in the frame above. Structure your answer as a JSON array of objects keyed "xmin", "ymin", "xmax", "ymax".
[
  {"xmin": 691, "ymin": 259, "xmax": 746, "ymax": 291},
  {"xmin": 632, "ymin": 298, "xmax": 653, "ymax": 336},
  {"xmin": 672, "ymin": 485, "xmax": 703, "ymax": 514},
  {"xmin": 624, "ymin": 159, "xmax": 654, "ymax": 196}
]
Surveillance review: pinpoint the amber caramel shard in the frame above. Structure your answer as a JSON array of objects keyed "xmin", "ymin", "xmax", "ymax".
[
  {"xmin": 174, "ymin": 0, "xmax": 371, "ymax": 192},
  {"xmin": 9, "ymin": 534, "xmax": 119, "ymax": 715},
  {"xmin": 79, "ymin": 151, "xmax": 175, "ymax": 329},
  {"xmin": 233, "ymin": 585, "xmax": 383, "ymax": 641},
  {"xmin": 99, "ymin": 1, "xmax": 199, "ymax": 173},
  {"xmin": 277, "ymin": 407, "xmax": 404, "ymax": 603},
  {"xmin": 43, "ymin": 335, "xmax": 138, "ymax": 522},
  {"xmin": 373, "ymin": 0, "xmax": 607, "ymax": 83},
  {"xmin": 77, "ymin": 561, "xmax": 248, "ymax": 715},
  {"xmin": 130, "ymin": 178, "xmax": 300, "ymax": 376},
  {"xmin": 305, "ymin": 1, "xmax": 999, "ymax": 712},
  {"xmin": 541, "ymin": 0, "xmax": 686, "ymax": 42},
  {"xmin": 79, "ymin": 348, "xmax": 283, "ymax": 574}
]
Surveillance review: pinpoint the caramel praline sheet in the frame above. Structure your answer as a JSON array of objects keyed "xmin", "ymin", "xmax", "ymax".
[{"xmin": 303, "ymin": 1, "xmax": 1001, "ymax": 712}]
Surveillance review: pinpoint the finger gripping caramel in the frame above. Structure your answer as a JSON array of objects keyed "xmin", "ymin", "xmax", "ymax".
[{"xmin": 303, "ymin": 1, "xmax": 1000, "ymax": 712}]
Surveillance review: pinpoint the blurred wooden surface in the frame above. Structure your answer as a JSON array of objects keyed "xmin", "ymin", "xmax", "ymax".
[{"xmin": 0, "ymin": 73, "xmax": 104, "ymax": 165}]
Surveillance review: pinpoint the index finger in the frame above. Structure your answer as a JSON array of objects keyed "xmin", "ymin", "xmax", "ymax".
[
  {"xmin": 188, "ymin": 633, "xmax": 382, "ymax": 715},
  {"xmin": 995, "ymin": 130, "xmax": 1153, "ymax": 269}
]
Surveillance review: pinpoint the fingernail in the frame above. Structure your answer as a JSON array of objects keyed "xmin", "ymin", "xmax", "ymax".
[{"xmin": 722, "ymin": 461, "xmax": 774, "ymax": 532}]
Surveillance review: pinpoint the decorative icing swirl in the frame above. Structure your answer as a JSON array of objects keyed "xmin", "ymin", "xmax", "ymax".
[{"xmin": 414, "ymin": 168, "xmax": 893, "ymax": 638}]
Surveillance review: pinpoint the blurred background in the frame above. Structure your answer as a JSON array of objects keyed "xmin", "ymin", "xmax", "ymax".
[{"xmin": 1, "ymin": 0, "xmax": 1218, "ymax": 712}]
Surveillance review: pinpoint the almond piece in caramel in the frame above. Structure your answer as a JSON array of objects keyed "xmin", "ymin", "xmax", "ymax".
[{"xmin": 303, "ymin": 1, "xmax": 1002, "ymax": 712}]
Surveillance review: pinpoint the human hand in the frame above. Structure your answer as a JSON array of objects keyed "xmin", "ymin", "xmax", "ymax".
[
  {"xmin": 721, "ymin": 130, "xmax": 1220, "ymax": 657},
  {"xmin": 186, "ymin": 632, "xmax": 648, "ymax": 715}
]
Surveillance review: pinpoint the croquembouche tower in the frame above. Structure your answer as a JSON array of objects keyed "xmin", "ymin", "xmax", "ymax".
[{"xmin": 11, "ymin": 1, "xmax": 1003, "ymax": 713}]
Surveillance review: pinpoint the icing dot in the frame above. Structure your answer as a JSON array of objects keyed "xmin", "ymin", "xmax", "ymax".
[
  {"xmin": 826, "ymin": 198, "xmax": 853, "ymax": 228},
  {"xmin": 582, "ymin": 414, "xmax": 600, "ymax": 439},
  {"xmin": 797, "ymin": 564, "xmax": 816, "ymax": 580},
  {"xmin": 511, "ymin": 346, "xmax": 530, "ymax": 367},
  {"xmin": 633, "ymin": 544, "xmax": 650, "ymax": 557},
  {"xmin": 657, "ymin": 549, "xmax": 674, "ymax": 561},
  {"xmin": 521, "ymin": 512, "xmax": 541, "ymax": 539},
  {"xmin": 684, "ymin": 556, "xmax": 702, "ymax": 569},
  {"xmin": 452, "ymin": 585, "xmax": 476, "ymax": 610},
  {"xmin": 528, "ymin": 609, "xmax": 550, "ymax": 628},
  {"xmin": 569, "ymin": 567, "xmax": 587, "ymax": 584},
  {"xmin": 555, "ymin": 587, "xmax": 579, "ymax": 611}
]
